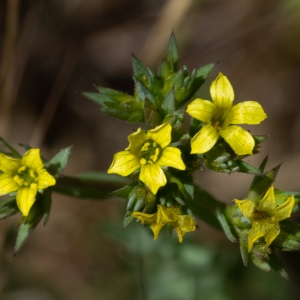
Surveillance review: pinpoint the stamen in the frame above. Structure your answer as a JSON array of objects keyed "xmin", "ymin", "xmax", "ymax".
[{"xmin": 140, "ymin": 158, "xmax": 147, "ymax": 165}]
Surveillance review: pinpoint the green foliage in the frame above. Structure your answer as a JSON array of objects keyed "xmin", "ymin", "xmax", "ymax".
[{"xmin": 84, "ymin": 34, "xmax": 215, "ymax": 123}]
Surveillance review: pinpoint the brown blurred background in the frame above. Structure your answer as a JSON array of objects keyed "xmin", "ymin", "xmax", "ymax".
[{"xmin": 1, "ymin": 0, "xmax": 300, "ymax": 299}]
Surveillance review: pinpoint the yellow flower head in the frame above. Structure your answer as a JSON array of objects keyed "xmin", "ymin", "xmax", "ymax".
[
  {"xmin": 107, "ymin": 122, "xmax": 186, "ymax": 194},
  {"xmin": 186, "ymin": 73, "xmax": 267, "ymax": 155},
  {"xmin": 235, "ymin": 185, "xmax": 294, "ymax": 252},
  {"xmin": 132, "ymin": 205, "xmax": 196, "ymax": 242},
  {"xmin": 0, "ymin": 149, "xmax": 56, "ymax": 216}
]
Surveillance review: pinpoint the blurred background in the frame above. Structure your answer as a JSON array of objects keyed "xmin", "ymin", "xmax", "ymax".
[{"xmin": 1, "ymin": 0, "xmax": 300, "ymax": 299}]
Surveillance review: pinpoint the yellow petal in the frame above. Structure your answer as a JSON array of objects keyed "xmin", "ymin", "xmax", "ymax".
[
  {"xmin": 0, "ymin": 173, "xmax": 19, "ymax": 195},
  {"xmin": 22, "ymin": 149, "xmax": 44, "ymax": 171},
  {"xmin": 220, "ymin": 125, "xmax": 254, "ymax": 155},
  {"xmin": 126, "ymin": 127, "xmax": 148, "ymax": 153},
  {"xmin": 186, "ymin": 99, "xmax": 216, "ymax": 123},
  {"xmin": 264, "ymin": 222, "xmax": 280, "ymax": 247},
  {"xmin": 157, "ymin": 205, "xmax": 175, "ymax": 223},
  {"xmin": 16, "ymin": 186, "xmax": 38, "ymax": 216},
  {"xmin": 273, "ymin": 195, "xmax": 294, "ymax": 221},
  {"xmin": 190, "ymin": 123, "xmax": 219, "ymax": 154},
  {"xmin": 107, "ymin": 151, "xmax": 140, "ymax": 176},
  {"xmin": 174, "ymin": 215, "xmax": 196, "ymax": 243},
  {"xmin": 150, "ymin": 223, "xmax": 165, "ymax": 240},
  {"xmin": 131, "ymin": 211, "xmax": 157, "ymax": 225},
  {"xmin": 157, "ymin": 147, "xmax": 186, "ymax": 170},
  {"xmin": 223, "ymin": 101, "xmax": 267, "ymax": 127},
  {"xmin": 234, "ymin": 199, "xmax": 256, "ymax": 220},
  {"xmin": 0, "ymin": 154, "xmax": 21, "ymax": 174},
  {"xmin": 37, "ymin": 169, "xmax": 56, "ymax": 190},
  {"xmin": 210, "ymin": 73, "xmax": 234, "ymax": 109},
  {"xmin": 139, "ymin": 164, "xmax": 166, "ymax": 194},
  {"xmin": 147, "ymin": 122, "xmax": 171, "ymax": 149},
  {"xmin": 248, "ymin": 220, "xmax": 268, "ymax": 252},
  {"xmin": 258, "ymin": 185, "xmax": 276, "ymax": 211}
]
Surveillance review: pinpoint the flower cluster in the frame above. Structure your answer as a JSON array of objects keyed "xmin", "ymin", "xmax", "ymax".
[{"xmin": 106, "ymin": 71, "xmax": 272, "ymax": 243}]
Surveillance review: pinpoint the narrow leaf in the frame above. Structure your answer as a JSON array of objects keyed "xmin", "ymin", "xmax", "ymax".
[
  {"xmin": 216, "ymin": 207, "xmax": 237, "ymax": 242},
  {"xmin": 0, "ymin": 137, "xmax": 21, "ymax": 158},
  {"xmin": 236, "ymin": 161, "xmax": 262, "ymax": 175},
  {"xmin": 48, "ymin": 146, "xmax": 72, "ymax": 176}
]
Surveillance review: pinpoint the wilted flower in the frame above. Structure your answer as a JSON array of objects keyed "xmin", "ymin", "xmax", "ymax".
[
  {"xmin": 132, "ymin": 205, "xmax": 196, "ymax": 242},
  {"xmin": 235, "ymin": 185, "xmax": 294, "ymax": 251}
]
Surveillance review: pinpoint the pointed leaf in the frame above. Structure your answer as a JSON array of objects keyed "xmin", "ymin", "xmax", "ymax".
[
  {"xmin": 112, "ymin": 183, "xmax": 137, "ymax": 200},
  {"xmin": 43, "ymin": 189, "xmax": 52, "ymax": 225},
  {"xmin": 0, "ymin": 137, "xmax": 21, "ymax": 158},
  {"xmin": 0, "ymin": 197, "xmax": 19, "ymax": 219},
  {"xmin": 144, "ymin": 98, "xmax": 161, "ymax": 129},
  {"xmin": 14, "ymin": 195, "xmax": 44, "ymax": 254},
  {"xmin": 47, "ymin": 146, "xmax": 72, "ymax": 176},
  {"xmin": 247, "ymin": 161, "xmax": 281, "ymax": 202},
  {"xmin": 216, "ymin": 207, "xmax": 237, "ymax": 242},
  {"xmin": 236, "ymin": 160, "xmax": 262, "ymax": 175},
  {"xmin": 269, "ymin": 253, "xmax": 290, "ymax": 281},
  {"xmin": 161, "ymin": 89, "xmax": 176, "ymax": 116}
]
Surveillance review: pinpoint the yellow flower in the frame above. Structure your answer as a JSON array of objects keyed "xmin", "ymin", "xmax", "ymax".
[
  {"xmin": 132, "ymin": 205, "xmax": 196, "ymax": 242},
  {"xmin": 107, "ymin": 122, "xmax": 186, "ymax": 194},
  {"xmin": 0, "ymin": 149, "xmax": 56, "ymax": 216},
  {"xmin": 235, "ymin": 185, "xmax": 294, "ymax": 252},
  {"xmin": 186, "ymin": 73, "xmax": 267, "ymax": 155}
]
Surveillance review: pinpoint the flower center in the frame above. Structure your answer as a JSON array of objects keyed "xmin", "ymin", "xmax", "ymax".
[
  {"xmin": 212, "ymin": 108, "xmax": 229, "ymax": 128},
  {"xmin": 253, "ymin": 209, "xmax": 271, "ymax": 220},
  {"xmin": 13, "ymin": 166, "xmax": 38, "ymax": 189},
  {"xmin": 139, "ymin": 140, "xmax": 162, "ymax": 165}
]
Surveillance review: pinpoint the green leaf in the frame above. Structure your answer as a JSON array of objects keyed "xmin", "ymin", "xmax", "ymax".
[
  {"xmin": 253, "ymin": 135, "xmax": 268, "ymax": 144},
  {"xmin": 166, "ymin": 32, "xmax": 179, "ymax": 72},
  {"xmin": 235, "ymin": 161, "xmax": 262, "ymax": 175},
  {"xmin": 43, "ymin": 189, "xmax": 52, "ymax": 225},
  {"xmin": 187, "ymin": 185, "xmax": 223, "ymax": 230},
  {"xmin": 203, "ymin": 142, "xmax": 240, "ymax": 173},
  {"xmin": 112, "ymin": 183, "xmax": 137, "ymax": 200},
  {"xmin": 47, "ymin": 146, "xmax": 72, "ymax": 176},
  {"xmin": 189, "ymin": 117, "xmax": 202, "ymax": 137},
  {"xmin": 83, "ymin": 87, "xmax": 144, "ymax": 123},
  {"xmin": 160, "ymin": 89, "xmax": 176, "ymax": 116},
  {"xmin": 19, "ymin": 143, "xmax": 32, "ymax": 152},
  {"xmin": 132, "ymin": 55, "xmax": 149, "ymax": 85},
  {"xmin": 157, "ymin": 32, "xmax": 179, "ymax": 79},
  {"xmin": 0, "ymin": 137, "xmax": 21, "ymax": 158},
  {"xmin": 0, "ymin": 197, "xmax": 19, "ymax": 219},
  {"xmin": 216, "ymin": 207, "xmax": 237, "ymax": 242},
  {"xmin": 123, "ymin": 214, "xmax": 135, "ymax": 229},
  {"xmin": 164, "ymin": 109, "xmax": 185, "ymax": 141},
  {"xmin": 250, "ymin": 247, "xmax": 272, "ymax": 273},
  {"xmin": 247, "ymin": 160, "xmax": 281, "ymax": 202},
  {"xmin": 269, "ymin": 253, "xmax": 290, "ymax": 281},
  {"xmin": 144, "ymin": 98, "xmax": 161, "ymax": 129},
  {"xmin": 14, "ymin": 195, "xmax": 44, "ymax": 254},
  {"xmin": 239, "ymin": 236, "xmax": 249, "ymax": 266},
  {"xmin": 195, "ymin": 63, "xmax": 215, "ymax": 85}
]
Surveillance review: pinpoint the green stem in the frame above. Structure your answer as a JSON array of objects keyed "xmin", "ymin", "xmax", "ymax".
[{"xmin": 52, "ymin": 174, "xmax": 130, "ymax": 200}]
